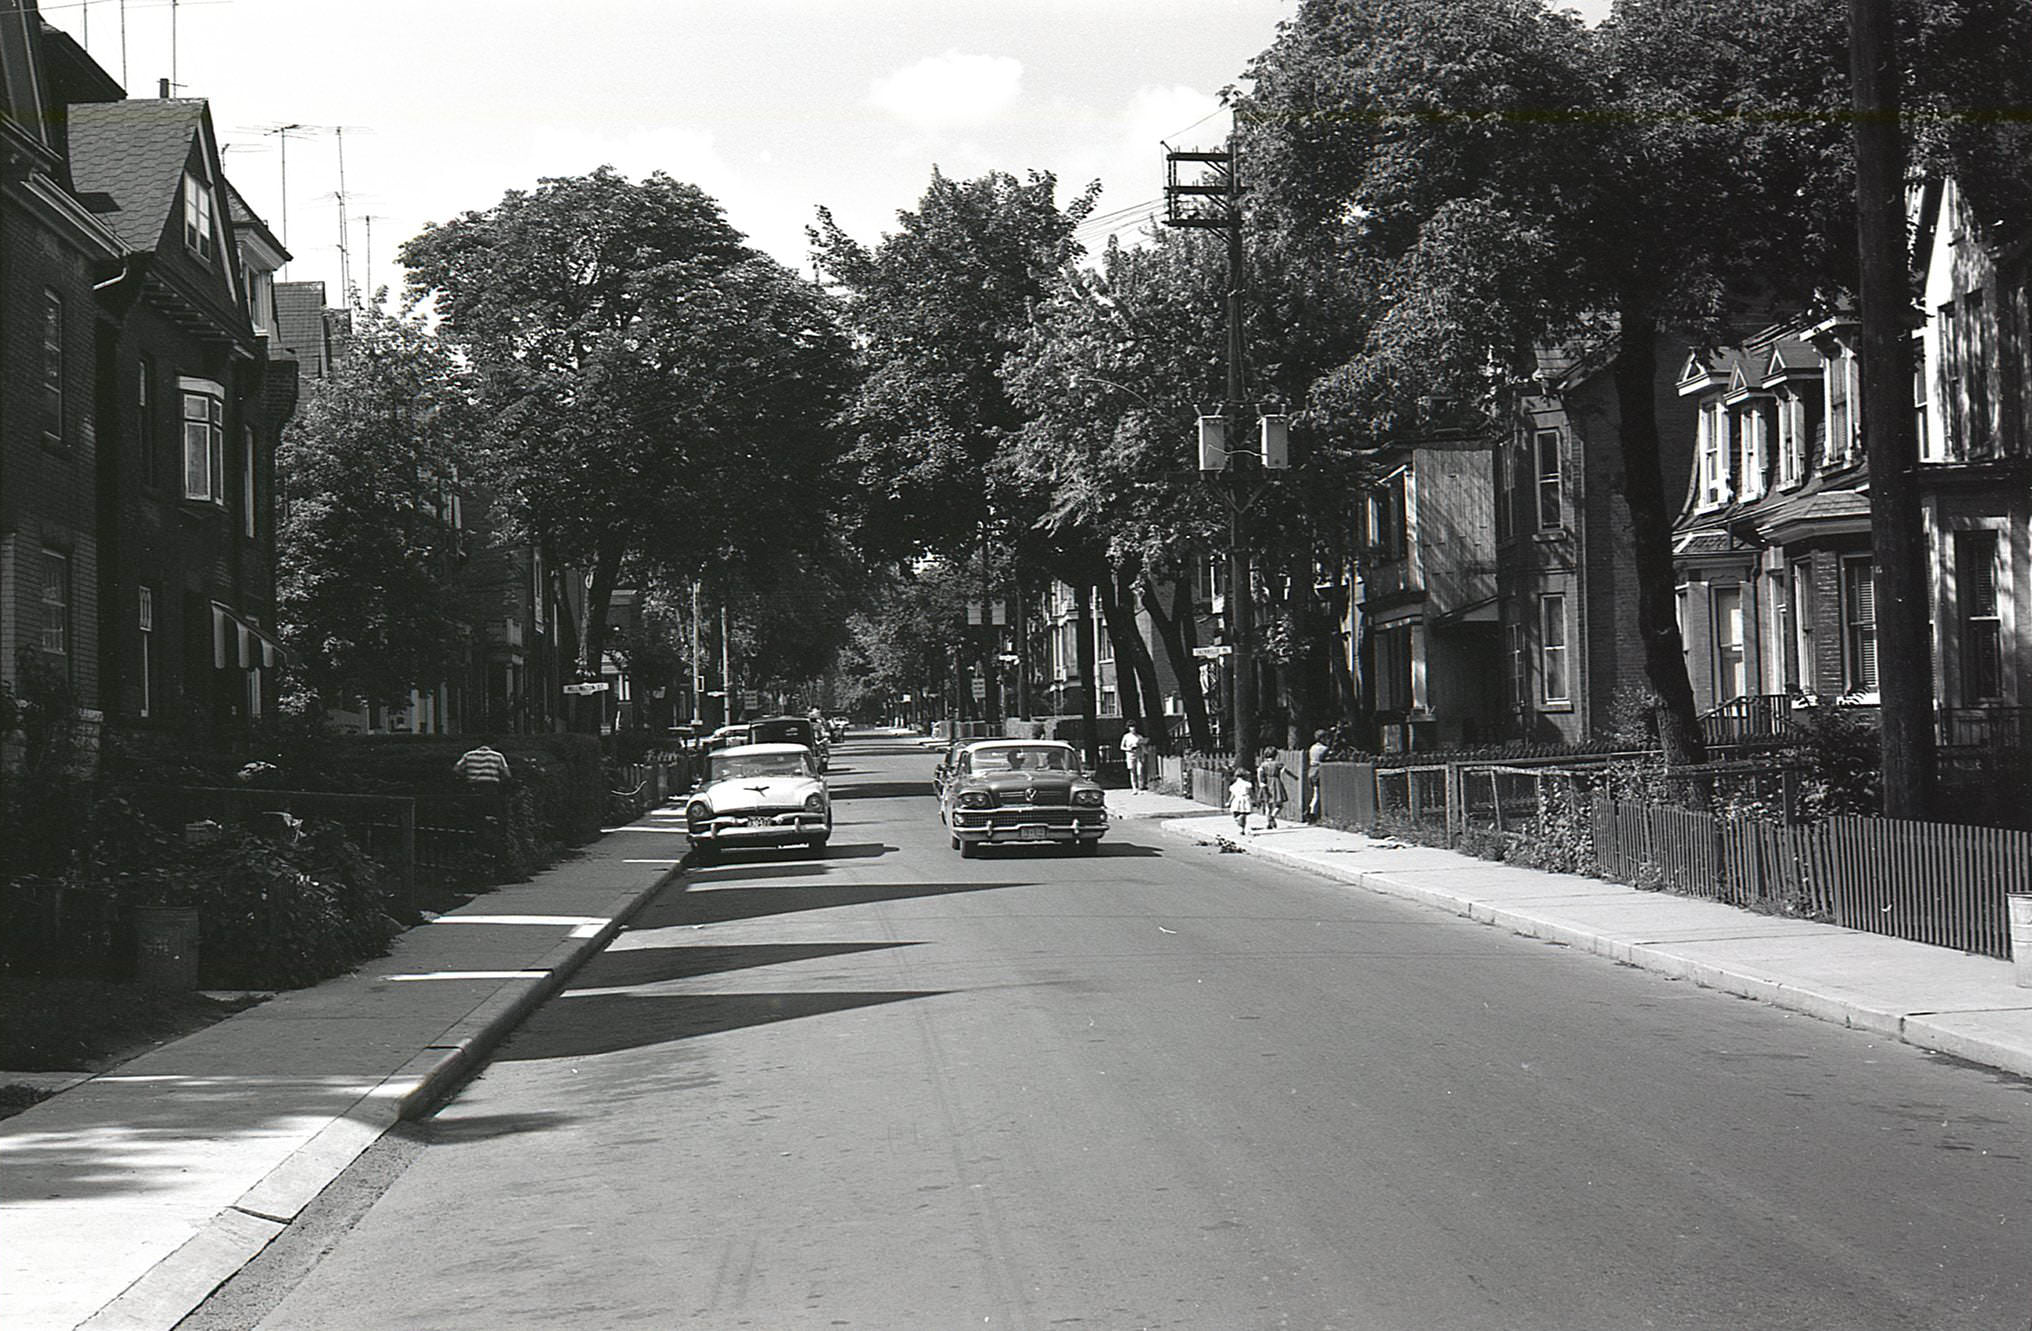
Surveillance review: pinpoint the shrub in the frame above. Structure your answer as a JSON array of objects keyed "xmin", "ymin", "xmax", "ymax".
[{"xmin": 147, "ymin": 822, "xmax": 397, "ymax": 990}]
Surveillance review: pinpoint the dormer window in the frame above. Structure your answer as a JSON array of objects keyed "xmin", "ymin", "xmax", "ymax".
[{"xmin": 183, "ymin": 174, "xmax": 216, "ymax": 263}]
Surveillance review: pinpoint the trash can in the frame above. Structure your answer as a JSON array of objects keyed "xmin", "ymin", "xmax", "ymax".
[
  {"xmin": 2009, "ymin": 894, "xmax": 2032, "ymax": 989},
  {"xmin": 134, "ymin": 905, "xmax": 200, "ymax": 989}
]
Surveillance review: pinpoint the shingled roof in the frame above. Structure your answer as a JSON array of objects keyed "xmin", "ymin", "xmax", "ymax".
[{"xmin": 65, "ymin": 99, "xmax": 204, "ymax": 252}]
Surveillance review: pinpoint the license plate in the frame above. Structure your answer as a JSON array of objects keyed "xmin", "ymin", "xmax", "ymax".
[
  {"xmin": 745, "ymin": 816, "xmax": 774, "ymax": 827},
  {"xmin": 1017, "ymin": 826, "xmax": 1053, "ymax": 841}
]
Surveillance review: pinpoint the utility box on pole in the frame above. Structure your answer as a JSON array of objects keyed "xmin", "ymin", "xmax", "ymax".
[{"xmin": 1198, "ymin": 415, "xmax": 1229, "ymax": 472}]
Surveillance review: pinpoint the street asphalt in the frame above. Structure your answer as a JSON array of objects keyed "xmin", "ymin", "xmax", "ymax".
[{"xmin": 3, "ymin": 729, "xmax": 2028, "ymax": 1330}]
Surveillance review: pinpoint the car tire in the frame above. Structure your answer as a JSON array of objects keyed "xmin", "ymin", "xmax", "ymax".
[
  {"xmin": 1074, "ymin": 839, "xmax": 1101, "ymax": 857},
  {"xmin": 690, "ymin": 842, "xmax": 717, "ymax": 865},
  {"xmin": 949, "ymin": 832, "xmax": 961, "ymax": 850},
  {"xmin": 957, "ymin": 838, "xmax": 978, "ymax": 859}
]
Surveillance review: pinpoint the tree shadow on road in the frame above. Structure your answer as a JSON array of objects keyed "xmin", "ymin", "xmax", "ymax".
[
  {"xmin": 565, "ymin": 941, "xmax": 923, "ymax": 990},
  {"xmin": 636, "ymin": 878, "xmax": 1034, "ymax": 927},
  {"xmin": 495, "ymin": 989, "xmax": 945, "ymax": 1061}
]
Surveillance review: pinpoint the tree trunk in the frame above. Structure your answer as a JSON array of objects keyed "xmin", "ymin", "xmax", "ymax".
[
  {"xmin": 1074, "ymin": 581, "xmax": 1101, "ymax": 769},
  {"xmin": 1141, "ymin": 574, "xmax": 1213, "ymax": 751},
  {"xmin": 1119, "ymin": 562, "xmax": 1170, "ymax": 749},
  {"xmin": 1098, "ymin": 572, "xmax": 1144, "ymax": 725},
  {"xmin": 1613, "ymin": 305, "xmax": 1708, "ymax": 765},
  {"xmin": 573, "ymin": 532, "xmax": 627, "ymax": 734},
  {"xmin": 1851, "ymin": 0, "xmax": 1935, "ymax": 817}
]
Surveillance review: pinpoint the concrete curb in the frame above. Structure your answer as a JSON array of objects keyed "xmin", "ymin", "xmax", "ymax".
[
  {"xmin": 77, "ymin": 861, "xmax": 685, "ymax": 1331},
  {"xmin": 1153, "ymin": 817, "xmax": 2032, "ymax": 1082}
]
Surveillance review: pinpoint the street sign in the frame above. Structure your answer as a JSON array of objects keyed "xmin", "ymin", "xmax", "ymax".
[
  {"xmin": 1193, "ymin": 645, "xmax": 1233, "ymax": 659},
  {"xmin": 970, "ymin": 677, "xmax": 987, "ymax": 700},
  {"xmin": 562, "ymin": 681, "xmax": 610, "ymax": 695}
]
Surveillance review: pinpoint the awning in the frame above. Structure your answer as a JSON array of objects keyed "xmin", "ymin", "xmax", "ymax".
[{"xmin": 211, "ymin": 602, "xmax": 290, "ymax": 670}]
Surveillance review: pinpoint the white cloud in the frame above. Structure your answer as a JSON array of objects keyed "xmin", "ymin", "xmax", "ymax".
[{"xmin": 869, "ymin": 51, "xmax": 1025, "ymax": 132}]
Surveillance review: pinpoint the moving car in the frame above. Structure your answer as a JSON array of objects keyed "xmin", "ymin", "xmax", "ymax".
[
  {"xmin": 685, "ymin": 742, "xmax": 831, "ymax": 861},
  {"xmin": 939, "ymin": 739, "xmax": 1107, "ymax": 858},
  {"xmin": 930, "ymin": 738, "xmax": 967, "ymax": 804},
  {"xmin": 705, "ymin": 724, "xmax": 751, "ymax": 751}
]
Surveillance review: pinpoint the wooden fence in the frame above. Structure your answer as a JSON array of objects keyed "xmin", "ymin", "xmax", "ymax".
[
  {"xmin": 1588, "ymin": 797, "xmax": 2030, "ymax": 959},
  {"xmin": 1296, "ymin": 761, "xmax": 2031, "ymax": 961}
]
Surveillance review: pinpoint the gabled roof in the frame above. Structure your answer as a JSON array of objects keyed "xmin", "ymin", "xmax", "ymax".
[{"xmin": 64, "ymin": 98, "xmax": 205, "ymax": 252}]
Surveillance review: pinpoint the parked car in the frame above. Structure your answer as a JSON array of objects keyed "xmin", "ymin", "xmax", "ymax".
[
  {"xmin": 684, "ymin": 743, "xmax": 831, "ymax": 861},
  {"xmin": 939, "ymin": 739, "xmax": 1107, "ymax": 858},
  {"xmin": 827, "ymin": 716, "xmax": 850, "ymax": 743},
  {"xmin": 747, "ymin": 714, "xmax": 828, "ymax": 771},
  {"xmin": 705, "ymin": 724, "xmax": 750, "ymax": 751}
]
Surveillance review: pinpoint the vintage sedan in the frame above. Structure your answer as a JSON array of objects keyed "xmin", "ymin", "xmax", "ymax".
[
  {"xmin": 940, "ymin": 739, "xmax": 1107, "ymax": 857},
  {"xmin": 685, "ymin": 742, "xmax": 831, "ymax": 861}
]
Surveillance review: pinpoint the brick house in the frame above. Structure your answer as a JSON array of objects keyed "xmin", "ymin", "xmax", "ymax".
[
  {"xmin": 68, "ymin": 92, "xmax": 293, "ymax": 739},
  {"xmin": 1495, "ymin": 344, "xmax": 1698, "ymax": 743},
  {"xmin": 1669, "ymin": 178, "xmax": 2030, "ymax": 740},
  {"xmin": 1, "ymin": 5, "xmax": 293, "ymax": 745},
  {"xmin": 1, "ymin": 14, "xmax": 126, "ymax": 713}
]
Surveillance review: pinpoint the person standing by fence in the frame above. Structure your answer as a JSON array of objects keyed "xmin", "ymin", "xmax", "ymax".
[{"xmin": 1305, "ymin": 729, "xmax": 1330, "ymax": 823}]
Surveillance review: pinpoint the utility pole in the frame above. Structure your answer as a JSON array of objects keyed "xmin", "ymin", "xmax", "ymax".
[
  {"xmin": 1850, "ymin": 0, "xmax": 1934, "ymax": 817},
  {"xmin": 1165, "ymin": 135, "xmax": 1287, "ymax": 770}
]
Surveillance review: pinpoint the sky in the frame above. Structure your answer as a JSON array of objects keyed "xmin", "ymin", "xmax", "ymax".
[{"xmin": 40, "ymin": 0, "xmax": 1609, "ymax": 303}]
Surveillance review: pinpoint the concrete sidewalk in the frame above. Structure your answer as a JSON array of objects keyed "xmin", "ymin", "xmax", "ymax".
[
  {"xmin": 1108, "ymin": 786, "xmax": 2032, "ymax": 1081},
  {"xmin": 0, "ymin": 803, "xmax": 693, "ymax": 1331}
]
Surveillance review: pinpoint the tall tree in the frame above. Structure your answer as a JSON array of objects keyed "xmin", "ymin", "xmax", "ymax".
[
  {"xmin": 1240, "ymin": 0, "xmax": 1872, "ymax": 764},
  {"xmin": 401, "ymin": 169, "xmax": 850, "ymax": 720},
  {"xmin": 277, "ymin": 308, "xmax": 479, "ymax": 711},
  {"xmin": 812, "ymin": 169, "xmax": 1100, "ymax": 562}
]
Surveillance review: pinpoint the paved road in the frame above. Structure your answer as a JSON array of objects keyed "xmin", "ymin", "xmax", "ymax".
[{"xmin": 199, "ymin": 737, "xmax": 2032, "ymax": 1331}]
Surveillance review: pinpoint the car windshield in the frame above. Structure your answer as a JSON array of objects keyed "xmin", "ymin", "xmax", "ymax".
[
  {"xmin": 749, "ymin": 720, "xmax": 815, "ymax": 746},
  {"xmin": 709, "ymin": 753, "xmax": 811, "ymax": 781},
  {"xmin": 970, "ymin": 747, "xmax": 1074, "ymax": 773}
]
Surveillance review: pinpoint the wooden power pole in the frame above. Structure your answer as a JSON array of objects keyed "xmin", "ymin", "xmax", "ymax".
[{"xmin": 1850, "ymin": 0, "xmax": 1935, "ymax": 818}]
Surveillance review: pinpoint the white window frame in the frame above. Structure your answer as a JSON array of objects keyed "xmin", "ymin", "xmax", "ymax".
[
  {"xmin": 40, "ymin": 548, "xmax": 70, "ymax": 659},
  {"xmin": 180, "ymin": 377, "xmax": 225, "ymax": 503},
  {"xmin": 1713, "ymin": 584, "xmax": 1747, "ymax": 703},
  {"xmin": 1954, "ymin": 527, "xmax": 2005, "ymax": 704},
  {"xmin": 138, "ymin": 586, "xmax": 155, "ymax": 718},
  {"xmin": 183, "ymin": 173, "xmax": 216, "ymax": 263},
  {"xmin": 41, "ymin": 289, "xmax": 64, "ymax": 447},
  {"xmin": 243, "ymin": 427, "xmax": 257, "ymax": 539},
  {"xmin": 1840, "ymin": 556, "xmax": 1878, "ymax": 696},
  {"xmin": 1534, "ymin": 428, "xmax": 1562, "ymax": 531},
  {"xmin": 1539, "ymin": 592, "xmax": 1570, "ymax": 707}
]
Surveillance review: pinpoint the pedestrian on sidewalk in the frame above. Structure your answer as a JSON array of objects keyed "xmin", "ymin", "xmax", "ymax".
[
  {"xmin": 1120, "ymin": 723, "xmax": 1148, "ymax": 791},
  {"xmin": 1227, "ymin": 767, "xmax": 1256, "ymax": 835},
  {"xmin": 1304, "ymin": 729, "xmax": 1330, "ymax": 822},
  {"xmin": 1254, "ymin": 746, "xmax": 1289, "ymax": 830}
]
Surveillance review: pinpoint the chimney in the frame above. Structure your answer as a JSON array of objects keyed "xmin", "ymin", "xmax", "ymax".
[{"xmin": 158, "ymin": 78, "xmax": 171, "ymax": 99}]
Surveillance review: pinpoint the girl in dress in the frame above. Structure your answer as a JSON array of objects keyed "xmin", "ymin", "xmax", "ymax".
[{"xmin": 1227, "ymin": 767, "xmax": 1256, "ymax": 834}]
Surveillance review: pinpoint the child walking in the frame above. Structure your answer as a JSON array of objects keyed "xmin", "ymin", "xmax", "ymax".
[
  {"xmin": 1227, "ymin": 767, "xmax": 1256, "ymax": 835},
  {"xmin": 1254, "ymin": 746, "xmax": 1289, "ymax": 830}
]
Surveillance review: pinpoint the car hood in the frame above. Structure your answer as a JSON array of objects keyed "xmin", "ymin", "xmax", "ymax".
[
  {"xmin": 698, "ymin": 776, "xmax": 823, "ymax": 811},
  {"xmin": 970, "ymin": 772, "xmax": 1079, "ymax": 801}
]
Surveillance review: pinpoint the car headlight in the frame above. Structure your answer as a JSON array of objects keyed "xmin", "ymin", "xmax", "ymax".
[
  {"xmin": 686, "ymin": 801, "xmax": 712, "ymax": 828},
  {"xmin": 958, "ymin": 790, "xmax": 993, "ymax": 809},
  {"xmin": 1072, "ymin": 788, "xmax": 1105, "ymax": 807},
  {"xmin": 804, "ymin": 793, "xmax": 825, "ymax": 814}
]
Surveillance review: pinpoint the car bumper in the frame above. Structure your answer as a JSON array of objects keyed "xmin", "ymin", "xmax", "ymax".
[
  {"xmin": 689, "ymin": 814, "xmax": 828, "ymax": 846},
  {"xmin": 950, "ymin": 811, "xmax": 1108, "ymax": 844}
]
